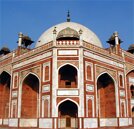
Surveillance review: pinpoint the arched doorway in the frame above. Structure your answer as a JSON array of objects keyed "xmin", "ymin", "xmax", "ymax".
[
  {"xmin": 0, "ymin": 71, "xmax": 11, "ymax": 118},
  {"xmin": 97, "ymin": 73, "xmax": 116, "ymax": 118},
  {"xmin": 59, "ymin": 65, "xmax": 77, "ymax": 88},
  {"xmin": 21, "ymin": 73, "xmax": 39, "ymax": 118},
  {"xmin": 58, "ymin": 100, "xmax": 78, "ymax": 129}
]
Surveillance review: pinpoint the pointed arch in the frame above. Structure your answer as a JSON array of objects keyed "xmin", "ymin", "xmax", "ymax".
[
  {"xmin": 97, "ymin": 72, "xmax": 116, "ymax": 118},
  {"xmin": 44, "ymin": 66, "xmax": 49, "ymax": 81},
  {"xmin": 0, "ymin": 70, "xmax": 11, "ymax": 76},
  {"xmin": 0, "ymin": 71, "xmax": 11, "ymax": 118},
  {"xmin": 119, "ymin": 74, "xmax": 123, "ymax": 87},
  {"xmin": 126, "ymin": 68, "xmax": 134, "ymax": 75},
  {"xmin": 21, "ymin": 72, "xmax": 40, "ymax": 83},
  {"xmin": 58, "ymin": 99, "xmax": 78, "ymax": 128},
  {"xmin": 88, "ymin": 99, "xmax": 93, "ymax": 117},
  {"xmin": 87, "ymin": 65, "xmax": 92, "ymax": 80},
  {"xmin": 58, "ymin": 100, "xmax": 78, "ymax": 117},
  {"xmin": 58, "ymin": 64, "xmax": 78, "ymax": 88},
  {"xmin": 21, "ymin": 72, "xmax": 40, "ymax": 118},
  {"xmin": 58, "ymin": 63, "xmax": 79, "ymax": 71},
  {"xmin": 57, "ymin": 98, "xmax": 79, "ymax": 108}
]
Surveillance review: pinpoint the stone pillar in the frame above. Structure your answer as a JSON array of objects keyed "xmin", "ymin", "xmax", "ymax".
[
  {"xmin": 79, "ymin": 47, "xmax": 84, "ymax": 117},
  {"xmin": 52, "ymin": 47, "xmax": 58, "ymax": 117}
]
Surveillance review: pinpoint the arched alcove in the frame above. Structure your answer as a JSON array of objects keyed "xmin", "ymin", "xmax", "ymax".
[
  {"xmin": 97, "ymin": 73, "xmax": 116, "ymax": 118},
  {"xmin": 44, "ymin": 66, "xmax": 49, "ymax": 81},
  {"xmin": 0, "ymin": 71, "xmax": 11, "ymax": 118},
  {"xmin": 58, "ymin": 100, "xmax": 78, "ymax": 128},
  {"xmin": 59, "ymin": 100, "xmax": 78, "ymax": 118},
  {"xmin": 21, "ymin": 73, "xmax": 39, "ymax": 118},
  {"xmin": 58, "ymin": 65, "xmax": 77, "ymax": 88}
]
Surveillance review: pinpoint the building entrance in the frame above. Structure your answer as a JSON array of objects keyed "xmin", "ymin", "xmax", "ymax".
[{"xmin": 58, "ymin": 100, "xmax": 78, "ymax": 129}]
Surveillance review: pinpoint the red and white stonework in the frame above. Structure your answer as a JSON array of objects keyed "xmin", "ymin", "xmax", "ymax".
[{"xmin": 0, "ymin": 21, "xmax": 134, "ymax": 129}]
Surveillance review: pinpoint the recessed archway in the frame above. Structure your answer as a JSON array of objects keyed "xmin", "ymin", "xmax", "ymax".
[
  {"xmin": 59, "ymin": 100, "xmax": 78, "ymax": 117},
  {"xmin": 58, "ymin": 100, "xmax": 78, "ymax": 128},
  {"xmin": 21, "ymin": 73, "xmax": 39, "ymax": 118},
  {"xmin": 0, "ymin": 71, "xmax": 11, "ymax": 118},
  {"xmin": 97, "ymin": 73, "xmax": 116, "ymax": 118},
  {"xmin": 58, "ymin": 64, "xmax": 77, "ymax": 88}
]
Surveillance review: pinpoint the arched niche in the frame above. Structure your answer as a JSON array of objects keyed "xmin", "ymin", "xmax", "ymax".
[
  {"xmin": 0, "ymin": 71, "xmax": 11, "ymax": 118},
  {"xmin": 58, "ymin": 64, "xmax": 77, "ymax": 88},
  {"xmin": 21, "ymin": 73, "xmax": 39, "ymax": 118},
  {"xmin": 97, "ymin": 73, "xmax": 116, "ymax": 118},
  {"xmin": 58, "ymin": 100, "xmax": 78, "ymax": 128}
]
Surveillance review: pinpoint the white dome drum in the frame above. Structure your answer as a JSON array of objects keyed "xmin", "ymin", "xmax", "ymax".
[{"xmin": 35, "ymin": 22, "xmax": 103, "ymax": 48}]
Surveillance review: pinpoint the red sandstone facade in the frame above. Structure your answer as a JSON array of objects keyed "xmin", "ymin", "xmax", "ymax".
[{"xmin": 0, "ymin": 20, "xmax": 134, "ymax": 129}]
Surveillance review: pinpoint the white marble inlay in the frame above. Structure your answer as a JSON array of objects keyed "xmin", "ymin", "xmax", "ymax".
[
  {"xmin": 100, "ymin": 118, "xmax": 118, "ymax": 127},
  {"xmin": 57, "ymin": 89, "xmax": 79, "ymax": 96},
  {"xmin": 9, "ymin": 119, "xmax": 18, "ymax": 127},
  {"xmin": 86, "ymin": 85, "xmax": 94, "ymax": 92},
  {"xmin": 84, "ymin": 51, "xmax": 124, "ymax": 68},
  {"xmin": 39, "ymin": 118, "xmax": 52, "ymax": 128},
  {"xmin": 79, "ymin": 118, "xmax": 82, "ymax": 128},
  {"xmin": 12, "ymin": 91, "xmax": 18, "ymax": 98},
  {"xmin": 20, "ymin": 119, "xmax": 37, "ymax": 127},
  {"xmin": 13, "ymin": 52, "xmax": 52, "ymax": 68},
  {"xmin": 42, "ymin": 84, "xmax": 50, "ymax": 92},
  {"xmin": 0, "ymin": 119, "xmax": 2, "ymax": 125},
  {"xmin": 120, "ymin": 90, "xmax": 125, "ymax": 97},
  {"xmin": 131, "ymin": 99, "xmax": 134, "ymax": 105},
  {"xmin": 3, "ymin": 119, "xmax": 8, "ymax": 125},
  {"xmin": 129, "ymin": 77, "xmax": 134, "ymax": 84},
  {"xmin": 129, "ymin": 118, "xmax": 132, "ymax": 125},
  {"xmin": 84, "ymin": 118, "xmax": 98, "ymax": 128},
  {"xmin": 119, "ymin": 118, "xmax": 129, "ymax": 126},
  {"xmin": 58, "ymin": 50, "xmax": 78, "ymax": 55}
]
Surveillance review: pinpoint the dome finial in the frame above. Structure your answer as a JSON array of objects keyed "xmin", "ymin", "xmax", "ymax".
[{"xmin": 67, "ymin": 10, "xmax": 70, "ymax": 22}]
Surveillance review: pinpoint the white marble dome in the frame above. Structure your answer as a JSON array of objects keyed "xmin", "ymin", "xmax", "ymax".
[{"xmin": 35, "ymin": 22, "xmax": 103, "ymax": 48}]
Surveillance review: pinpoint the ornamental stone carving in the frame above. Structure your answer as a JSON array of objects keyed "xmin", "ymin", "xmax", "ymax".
[
  {"xmin": 96, "ymin": 65, "xmax": 117, "ymax": 80},
  {"xmin": 125, "ymin": 63, "xmax": 134, "ymax": 74},
  {"xmin": 57, "ymin": 61, "xmax": 79, "ymax": 69}
]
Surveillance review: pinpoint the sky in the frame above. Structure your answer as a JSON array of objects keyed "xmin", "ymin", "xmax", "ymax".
[{"xmin": 0, "ymin": 0, "xmax": 134, "ymax": 51}]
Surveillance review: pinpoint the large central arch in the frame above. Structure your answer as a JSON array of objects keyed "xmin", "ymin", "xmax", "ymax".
[
  {"xmin": 97, "ymin": 73, "xmax": 116, "ymax": 118},
  {"xmin": 0, "ymin": 71, "xmax": 11, "ymax": 118},
  {"xmin": 58, "ymin": 100, "xmax": 78, "ymax": 128},
  {"xmin": 21, "ymin": 73, "xmax": 39, "ymax": 118}
]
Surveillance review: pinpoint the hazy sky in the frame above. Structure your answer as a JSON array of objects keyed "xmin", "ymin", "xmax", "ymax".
[{"xmin": 0, "ymin": 0, "xmax": 134, "ymax": 51}]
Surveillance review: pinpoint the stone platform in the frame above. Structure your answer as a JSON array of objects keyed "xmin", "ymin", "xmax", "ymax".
[{"xmin": 0, "ymin": 127, "xmax": 134, "ymax": 129}]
